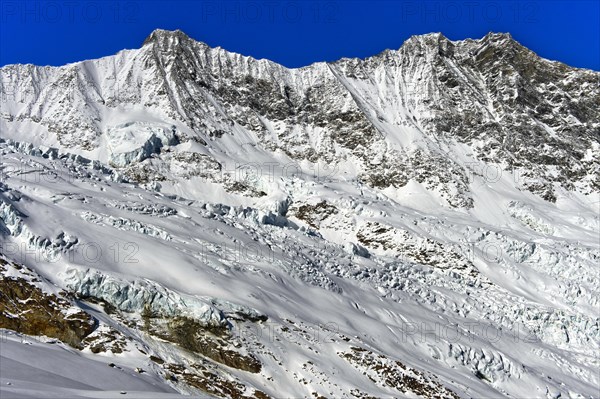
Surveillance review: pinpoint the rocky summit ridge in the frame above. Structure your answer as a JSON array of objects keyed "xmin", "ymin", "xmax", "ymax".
[{"xmin": 0, "ymin": 30, "xmax": 598, "ymax": 399}]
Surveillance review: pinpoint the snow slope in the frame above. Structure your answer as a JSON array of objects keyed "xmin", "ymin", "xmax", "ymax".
[{"xmin": 0, "ymin": 330, "xmax": 193, "ymax": 398}]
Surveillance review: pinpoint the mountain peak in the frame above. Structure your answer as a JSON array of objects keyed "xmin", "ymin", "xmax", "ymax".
[
  {"xmin": 482, "ymin": 31, "xmax": 514, "ymax": 42},
  {"xmin": 400, "ymin": 32, "xmax": 454, "ymax": 56},
  {"xmin": 479, "ymin": 32, "xmax": 528, "ymax": 50},
  {"xmin": 475, "ymin": 32, "xmax": 533, "ymax": 58},
  {"xmin": 142, "ymin": 29, "xmax": 194, "ymax": 47},
  {"xmin": 404, "ymin": 32, "xmax": 450, "ymax": 44}
]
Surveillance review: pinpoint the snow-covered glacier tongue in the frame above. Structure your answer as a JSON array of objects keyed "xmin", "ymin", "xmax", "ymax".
[
  {"xmin": 61, "ymin": 267, "xmax": 227, "ymax": 327},
  {"xmin": 0, "ymin": 29, "xmax": 599, "ymax": 399},
  {"xmin": 106, "ymin": 121, "xmax": 179, "ymax": 167}
]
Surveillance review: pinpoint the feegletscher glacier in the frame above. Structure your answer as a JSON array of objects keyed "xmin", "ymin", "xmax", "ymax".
[{"xmin": 0, "ymin": 29, "xmax": 599, "ymax": 398}]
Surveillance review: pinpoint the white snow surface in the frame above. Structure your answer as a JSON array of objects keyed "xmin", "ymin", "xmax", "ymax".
[{"xmin": 0, "ymin": 330, "xmax": 206, "ymax": 398}]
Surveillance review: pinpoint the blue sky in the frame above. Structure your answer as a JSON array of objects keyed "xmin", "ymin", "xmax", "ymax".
[{"xmin": 1, "ymin": 0, "xmax": 598, "ymax": 70}]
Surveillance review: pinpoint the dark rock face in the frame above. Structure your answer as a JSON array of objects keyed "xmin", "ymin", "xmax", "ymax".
[
  {"xmin": 165, "ymin": 317, "xmax": 262, "ymax": 373},
  {"xmin": 0, "ymin": 258, "xmax": 96, "ymax": 348}
]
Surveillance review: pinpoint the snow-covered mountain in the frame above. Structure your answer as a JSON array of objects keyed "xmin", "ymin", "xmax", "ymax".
[{"xmin": 0, "ymin": 29, "xmax": 598, "ymax": 398}]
